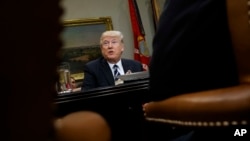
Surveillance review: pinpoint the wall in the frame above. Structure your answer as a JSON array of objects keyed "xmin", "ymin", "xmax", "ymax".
[{"xmin": 61, "ymin": 0, "xmax": 155, "ymax": 59}]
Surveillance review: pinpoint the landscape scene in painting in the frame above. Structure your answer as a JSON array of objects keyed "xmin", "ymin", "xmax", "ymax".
[
  {"xmin": 60, "ymin": 20, "xmax": 107, "ymax": 80},
  {"xmin": 61, "ymin": 45, "xmax": 101, "ymax": 75}
]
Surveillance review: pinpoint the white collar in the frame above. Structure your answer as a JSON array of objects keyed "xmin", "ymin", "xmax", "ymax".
[{"xmin": 108, "ymin": 60, "xmax": 124, "ymax": 75}]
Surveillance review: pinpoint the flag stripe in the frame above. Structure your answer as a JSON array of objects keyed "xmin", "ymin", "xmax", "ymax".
[{"xmin": 128, "ymin": 0, "xmax": 150, "ymax": 71}]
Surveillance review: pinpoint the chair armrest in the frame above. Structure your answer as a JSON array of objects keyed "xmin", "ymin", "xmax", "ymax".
[{"xmin": 144, "ymin": 84, "xmax": 250, "ymax": 127}]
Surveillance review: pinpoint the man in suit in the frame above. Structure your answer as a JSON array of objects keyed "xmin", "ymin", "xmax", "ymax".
[{"xmin": 81, "ymin": 30, "xmax": 143, "ymax": 91}]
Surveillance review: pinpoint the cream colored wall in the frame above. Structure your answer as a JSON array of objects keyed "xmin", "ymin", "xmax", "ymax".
[{"xmin": 61, "ymin": 0, "xmax": 155, "ymax": 59}]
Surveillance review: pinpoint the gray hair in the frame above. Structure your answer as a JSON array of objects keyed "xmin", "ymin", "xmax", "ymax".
[{"xmin": 100, "ymin": 30, "xmax": 124, "ymax": 45}]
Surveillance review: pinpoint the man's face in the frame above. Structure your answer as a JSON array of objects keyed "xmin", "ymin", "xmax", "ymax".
[{"xmin": 101, "ymin": 36, "xmax": 124, "ymax": 63}]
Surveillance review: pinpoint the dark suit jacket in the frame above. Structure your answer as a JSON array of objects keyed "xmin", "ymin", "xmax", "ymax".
[
  {"xmin": 149, "ymin": 0, "xmax": 239, "ymax": 101},
  {"xmin": 148, "ymin": 0, "xmax": 241, "ymax": 140},
  {"xmin": 81, "ymin": 57, "xmax": 143, "ymax": 91}
]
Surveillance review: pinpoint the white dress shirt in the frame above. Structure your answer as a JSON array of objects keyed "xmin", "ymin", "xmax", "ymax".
[{"xmin": 108, "ymin": 60, "xmax": 125, "ymax": 76}]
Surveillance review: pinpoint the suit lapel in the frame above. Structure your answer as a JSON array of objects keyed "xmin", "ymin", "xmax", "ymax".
[
  {"xmin": 100, "ymin": 58, "xmax": 114, "ymax": 85},
  {"xmin": 121, "ymin": 59, "xmax": 129, "ymax": 73}
]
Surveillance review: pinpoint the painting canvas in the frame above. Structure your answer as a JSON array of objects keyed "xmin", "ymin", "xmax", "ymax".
[{"xmin": 60, "ymin": 17, "xmax": 113, "ymax": 81}]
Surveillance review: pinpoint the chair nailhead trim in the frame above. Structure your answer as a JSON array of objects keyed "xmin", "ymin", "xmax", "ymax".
[{"xmin": 145, "ymin": 117, "xmax": 248, "ymax": 127}]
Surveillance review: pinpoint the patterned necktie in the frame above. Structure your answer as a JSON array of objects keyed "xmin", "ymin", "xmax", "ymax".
[{"xmin": 113, "ymin": 64, "xmax": 120, "ymax": 81}]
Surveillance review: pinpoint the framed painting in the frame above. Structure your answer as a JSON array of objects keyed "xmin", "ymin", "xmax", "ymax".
[
  {"xmin": 151, "ymin": 0, "xmax": 167, "ymax": 30},
  {"xmin": 60, "ymin": 17, "xmax": 113, "ymax": 81}
]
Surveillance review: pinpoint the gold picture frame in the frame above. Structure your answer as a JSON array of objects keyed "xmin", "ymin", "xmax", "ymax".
[
  {"xmin": 151, "ymin": 0, "xmax": 167, "ymax": 30},
  {"xmin": 60, "ymin": 17, "xmax": 113, "ymax": 81}
]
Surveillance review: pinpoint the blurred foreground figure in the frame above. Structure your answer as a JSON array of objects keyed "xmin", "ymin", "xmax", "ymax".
[
  {"xmin": 54, "ymin": 111, "xmax": 111, "ymax": 141},
  {"xmin": 149, "ymin": 0, "xmax": 238, "ymax": 101},
  {"xmin": 1, "ymin": 1, "xmax": 111, "ymax": 141},
  {"xmin": 144, "ymin": 0, "xmax": 250, "ymax": 140},
  {"xmin": 1, "ymin": 0, "xmax": 63, "ymax": 141}
]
